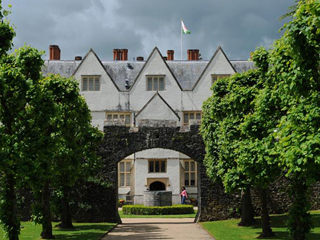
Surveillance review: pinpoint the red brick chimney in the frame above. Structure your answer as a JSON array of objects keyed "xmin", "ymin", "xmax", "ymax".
[
  {"xmin": 187, "ymin": 49, "xmax": 199, "ymax": 60},
  {"xmin": 167, "ymin": 50, "xmax": 174, "ymax": 61},
  {"xmin": 121, "ymin": 49, "xmax": 128, "ymax": 61},
  {"xmin": 193, "ymin": 49, "xmax": 199, "ymax": 60},
  {"xmin": 49, "ymin": 45, "xmax": 61, "ymax": 60},
  {"xmin": 113, "ymin": 49, "xmax": 121, "ymax": 60},
  {"xmin": 187, "ymin": 49, "xmax": 192, "ymax": 60}
]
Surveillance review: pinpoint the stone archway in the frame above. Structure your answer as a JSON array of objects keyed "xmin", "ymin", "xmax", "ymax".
[{"xmin": 98, "ymin": 125, "xmax": 238, "ymax": 223}]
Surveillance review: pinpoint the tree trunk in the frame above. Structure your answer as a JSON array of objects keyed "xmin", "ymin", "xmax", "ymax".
[
  {"xmin": 3, "ymin": 173, "xmax": 20, "ymax": 240},
  {"xmin": 259, "ymin": 189, "xmax": 274, "ymax": 238},
  {"xmin": 238, "ymin": 187, "xmax": 255, "ymax": 226},
  {"xmin": 40, "ymin": 181, "xmax": 55, "ymax": 239},
  {"xmin": 60, "ymin": 187, "xmax": 74, "ymax": 229},
  {"xmin": 289, "ymin": 179, "xmax": 311, "ymax": 240}
]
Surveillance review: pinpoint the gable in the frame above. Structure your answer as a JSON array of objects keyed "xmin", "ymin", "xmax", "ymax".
[
  {"xmin": 135, "ymin": 92, "xmax": 180, "ymax": 122},
  {"xmin": 130, "ymin": 47, "xmax": 182, "ymax": 92},
  {"xmin": 73, "ymin": 49, "xmax": 119, "ymax": 91},
  {"xmin": 193, "ymin": 46, "xmax": 236, "ymax": 90}
]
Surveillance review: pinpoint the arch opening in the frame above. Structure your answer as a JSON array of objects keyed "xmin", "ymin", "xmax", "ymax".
[{"xmin": 149, "ymin": 181, "xmax": 166, "ymax": 191}]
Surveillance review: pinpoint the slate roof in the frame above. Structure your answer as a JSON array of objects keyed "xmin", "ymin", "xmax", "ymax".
[{"xmin": 42, "ymin": 59, "xmax": 254, "ymax": 91}]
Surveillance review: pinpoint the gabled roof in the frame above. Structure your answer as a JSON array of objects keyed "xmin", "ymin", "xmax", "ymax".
[
  {"xmin": 42, "ymin": 47, "xmax": 254, "ymax": 92},
  {"xmin": 129, "ymin": 47, "xmax": 183, "ymax": 91},
  {"xmin": 135, "ymin": 92, "xmax": 180, "ymax": 120},
  {"xmin": 72, "ymin": 49, "xmax": 121, "ymax": 91},
  {"xmin": 191, "ymin": 46, "xmax": 237, "ymax": 90}
]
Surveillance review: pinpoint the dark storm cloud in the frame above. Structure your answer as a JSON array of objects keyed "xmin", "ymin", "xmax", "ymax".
[{"xmin": 3, "ymin": 0, "xmax": 295, "ymax": 61}]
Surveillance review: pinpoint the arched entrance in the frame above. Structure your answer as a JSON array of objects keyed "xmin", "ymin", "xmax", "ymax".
[
  {"xmin": 150, "ymin": 181, "xmax": 166, "ymax": 191},
  {"xmin": 98, "ymin": 125, "xmax": 234, "ymax": 224}
]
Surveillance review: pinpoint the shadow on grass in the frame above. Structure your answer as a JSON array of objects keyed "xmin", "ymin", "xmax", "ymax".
[
  {"xmin": 249, "ymin": 212, "xmax": 320, "ymax": 239},
  {"xmin": 52, "ymin": 224, "xmax": 114, "ymax": 240}
]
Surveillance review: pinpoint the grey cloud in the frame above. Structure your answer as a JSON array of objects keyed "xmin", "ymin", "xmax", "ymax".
[{"xmin": 3, "ymin": 0, "xmax": 295, "ymax": 61}]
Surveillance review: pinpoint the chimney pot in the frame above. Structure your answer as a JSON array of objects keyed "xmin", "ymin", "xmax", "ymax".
[
  {"xmin": 49, "ymin": 45, "xmax": 61, "ymax": 60},
  {"xmin": 137, "ymin": 56, "xmax": 144, "ymax": 61},
  {"xmin": 121, "ymin": 49, "xmax": 128, "ymax": 61},
  {"xmin": 187, "ymin": 49, "xmax": 192, "ymax": 61},
  {"xmin": 113, "ymin": 49, "xmax": 121, "ymax": 61},
  {"xmin": 75, "ymin": 56, "xmax": 82, "ymax": 61},
  {"xmin": 167, "ymin": 50, "xmax": 174, "ymax": 61},
  {"xmin": 193, "ymin": 49, "xmax": 199, "ymax": 60}
]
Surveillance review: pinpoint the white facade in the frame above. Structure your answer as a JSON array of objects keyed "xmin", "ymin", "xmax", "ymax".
[{"xmin": 43, "ymin": 46, "xmax": 253, "ymax": 205}]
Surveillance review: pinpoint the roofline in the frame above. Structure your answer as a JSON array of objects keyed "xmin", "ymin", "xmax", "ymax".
[
  {"xmin": 128, "ymin": 47, "xmax": 183, "ymax": 91},
  {"xmin": 191, "ymin": 46, "xmax": 237, "ymax": 91},
  {"xmin": 135, "ymin": 91, "xmax": 180, "ymax": 120},
  {"xmin": 72, "ymin": 48, "xmax": 121, "ymax": 92}
]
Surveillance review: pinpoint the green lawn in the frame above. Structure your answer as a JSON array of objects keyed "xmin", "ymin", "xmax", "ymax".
[
  {"xmin": 119, "ymin": 210, "xmax": 197, "ymax": 218},
  {"xmin": 201, "ymin": 210, "xmax": 320, "ymax": 240},
  {"xmin": 0, "ymin": 222, "xmax": 116, "ymax": 240}
]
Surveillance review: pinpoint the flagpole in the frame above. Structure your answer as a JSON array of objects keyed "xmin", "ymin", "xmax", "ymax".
[{"xmin": 181, "ymin": 18, "xmax": 183, "ymax": 60}]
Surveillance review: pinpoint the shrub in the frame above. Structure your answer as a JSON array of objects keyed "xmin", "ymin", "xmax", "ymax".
[{"xmin": 122, "ymin": 205, "xmax": 194, "ymax": 215}]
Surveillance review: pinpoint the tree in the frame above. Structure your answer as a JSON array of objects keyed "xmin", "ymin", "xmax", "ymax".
[
  {"xmin": 0, "ymin": 3, "xmax": 44, "ymax": 239},
  {"xmin": 202, "ymin": 1, "xmax": 320, "ymax": 239},
  {"xmin": 29, "ymin": 75, "xmax": 103, "ymax": 238}
]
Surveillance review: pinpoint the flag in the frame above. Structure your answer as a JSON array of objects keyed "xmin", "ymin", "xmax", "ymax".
[{"xmin": 181, "ymin": 20, "xmax": 191, "ymax": 34}]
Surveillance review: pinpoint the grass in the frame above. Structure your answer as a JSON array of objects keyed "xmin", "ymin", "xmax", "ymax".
[
  {"xmin": 119, "ymin": 210, "xmax": 197, "ymax": 218},
  {"xmin": 201, "ymin": 210, "xmax": 320, "ymax": 240},
  {"xmin": 0, "ymin": 222, "xmax": 116, "ymax": 240}
]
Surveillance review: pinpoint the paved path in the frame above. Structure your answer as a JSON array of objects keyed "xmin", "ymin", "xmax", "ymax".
[{"xmin": 102, "ymin": 218, "xmax": 214, "ymax": 240}]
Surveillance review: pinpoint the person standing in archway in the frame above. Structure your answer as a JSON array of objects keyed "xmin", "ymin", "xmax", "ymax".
[{"xmin": 180, "ymin": 187, "xmax": 188, "ymax": 204}]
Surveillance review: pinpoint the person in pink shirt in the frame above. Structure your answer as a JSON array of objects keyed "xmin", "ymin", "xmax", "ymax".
[{"xmin": 180, "ymin": 187, "xmax": 188, "ymax": 204}]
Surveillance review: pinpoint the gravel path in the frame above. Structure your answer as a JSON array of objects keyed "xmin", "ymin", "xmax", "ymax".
[{"xmin": 102, "ymin": 218, "xmax": 214, "ymax": 240}]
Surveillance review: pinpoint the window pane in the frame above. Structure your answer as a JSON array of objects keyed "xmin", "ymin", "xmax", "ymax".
[
  {"xmin": 125, "ymin": 115, "xmax": 130, "ymax": 124},
  {"xmin": 89, "ymin": 78, "xmax": 94, "ymax": 91},
  {"xmin": 113, "ymin": 115, "xmax": 118, "ymax": 120},
  {"xmin": 126, "ymin": 162, "xmax": 131, "ymax": 171},
  {"xmin": 185, "ymin": 173, "xmax": 189, "ymax": 186},
  {"xmin": 82, "ymin": 78, "xmax": 88, "ymax": 91},
  {"xmin": 161, "ymin": 161, "xmax": 166, "ymax": 172},
  {"xmin": 190, "ymin": 113, "xmax": 194, "ymax": 120},
  {"xmin": 196, "ymin": 113, "xmax": 201, "ymax": 120},
  {"xmin": 120, "ymin": 162, "xmax": 124, "ymax": 172},
  {"xmin": 126, "ymin": 173, "xmax": 130, "ymax": 186},
  {"xmin": 107, "ymin": 114, "xmax": 112, "ymax": 120},
  {"xmin": 184, "ymin": 113, "xmax": 189, "ymax": 124},
  {"xmin": 94, "ymin": 78, "xmax": 100, "ymax": 91},
  {"xmin": 149, "ymin": 161, "xmax": 154, "ymax": 172},
  {"xmin": 120, "ymin": 115, "xmax": 124, "ymax": 119},
  {"xmin": 120, "ymin": 173, "xmax": 125, "ymax": 186},
  {"xmin": 191, "ymin": 162, "xmax": 195, "ymax": 171},
  {"xmin": 185, "ymin": 162, "xmax": 189, "ymax": 171},
  {"xmin": 159, "ymin": 77, "xmax": 165, "ymax": 90},
  {"xmin": 153, "ymin": 77, "xmax": 158, "ymax": 90},
  {"xmin": 212, "ymin": 75, "xmax": 218, "ymax": 81},
  {"xmin": 155, "ymin": 161, "xmax": 160, "ymax": 172},
  {"xmin": 191, "ymin": 173, "xmax": 195, "ymax": 186},
  {"xmin": 147, "ymin": 78, "xmax": 152, "ymax": 90}
]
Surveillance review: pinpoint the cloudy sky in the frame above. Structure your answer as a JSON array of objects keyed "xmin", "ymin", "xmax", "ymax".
[{"xmin": 3, "ymin": 0, "xmax": 296, "ymax": 61}]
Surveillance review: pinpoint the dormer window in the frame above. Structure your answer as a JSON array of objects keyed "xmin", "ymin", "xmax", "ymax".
[
  {"xmin": 146, "ymin": 75, "xmax": 165, "ymax": 91},
  {"xmin": 82, "ymin": 76, "xmax": 100, "ymax": 91}
]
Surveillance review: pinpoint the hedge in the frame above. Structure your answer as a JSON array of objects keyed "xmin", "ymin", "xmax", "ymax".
[{"xmin": 122, "ymin": 204, "xmax": 194, "ymax": 215}]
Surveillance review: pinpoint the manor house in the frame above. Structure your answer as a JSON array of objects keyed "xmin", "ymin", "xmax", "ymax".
[{"xmin": 43, "ymin": 45, "xmax": 253, "ymax": 204}]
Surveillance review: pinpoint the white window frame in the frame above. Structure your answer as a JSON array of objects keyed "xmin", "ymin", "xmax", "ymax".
[
  {"xmin": 146, "ymin": 75, "xmax": 165, "ymax": 91},
  {"xmin": 183, "ymin": 111, "xmax": 202, "ymax": 126},
  {"xmin": 118, "ymin": 160, "xmax": 132, "ymax": 187},
  {"xmin": 105, "ymin": 112, "xmax": 131, "ymax": 126},
  {"xmin": 148, "ymin": 159, "xmax": 167, "ymax": 173},
  {"xmin": 184, "ymin": 160, "xmax": 197, "ymax": 187},
  {"xmin": 81, "ymin": 75, "xmax": 100, "ymax": 91}
]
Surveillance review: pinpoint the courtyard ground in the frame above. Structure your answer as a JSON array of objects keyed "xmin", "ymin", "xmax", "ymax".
[{"xmin": 102, "ymin": 218, "xmax": 214, "ymax": 240}]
